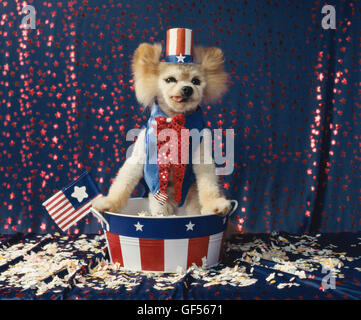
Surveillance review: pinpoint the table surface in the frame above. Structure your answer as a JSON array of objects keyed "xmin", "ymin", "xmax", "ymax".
[{"xmin": 0, "ymin": 231, "xmax": 360, "ymax": 300}]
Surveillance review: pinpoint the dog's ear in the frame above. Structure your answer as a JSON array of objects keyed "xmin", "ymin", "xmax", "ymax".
[
  {"xmin": 194, "ymin": 46, "xmax": 228, "ymax": 104},
  {"xmin": 132, "ymin": 43, "xmax": 162, "ymax": 107}
]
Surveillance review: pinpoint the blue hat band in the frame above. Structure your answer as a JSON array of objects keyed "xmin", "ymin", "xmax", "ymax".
[{"xmin": 165, "ymin": 54, "xmax": 193, "ymax": 63}]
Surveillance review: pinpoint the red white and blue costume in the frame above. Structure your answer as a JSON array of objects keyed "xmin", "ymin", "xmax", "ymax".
[
  {"xmin": 143, "ymin": 102, "xmax": 204, "ymax": 206},
  {"xmin": 142, "ymin": 28, "xmax": 205, "ymax": 206}
]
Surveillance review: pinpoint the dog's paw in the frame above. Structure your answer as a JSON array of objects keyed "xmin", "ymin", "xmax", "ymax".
[
  {"xmin": 92, "ymin": 196, "xmax": 123, "ymax": 213},
  {"xmin": 201, "ymin": 198, "xmax": 231, "ymax": 216},
  {"xmin": 150, "ymin": 202, "xmax": 174, "ymax": 216}
]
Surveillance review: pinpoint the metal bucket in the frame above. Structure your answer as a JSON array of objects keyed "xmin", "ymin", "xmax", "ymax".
[{"xmin": 91, "ymin": 198, "xmax": 238, "ymax": 272}]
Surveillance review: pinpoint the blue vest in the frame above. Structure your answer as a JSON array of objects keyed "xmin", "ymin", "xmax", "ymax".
[{"xmin": 143, "ymin": 102, "xmax": 204, "ymax": 207}]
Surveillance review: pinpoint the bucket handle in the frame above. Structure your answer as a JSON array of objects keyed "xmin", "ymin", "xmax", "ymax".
[
  {"xmin": 227, "ymin": 199, "xmax": 238, "ymax": 217},
  {"xmin": 91, "ymin": 208, "xmax": 110, "ymax": 231}
]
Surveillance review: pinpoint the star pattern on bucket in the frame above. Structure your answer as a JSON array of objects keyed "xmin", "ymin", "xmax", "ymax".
[
  {"xmin": 185, "ymin": 221, "xmax": 195, "ymax": 231},
  {"xmin": 134, "ymin": 222, "xmax": 144, "ymax": 232}
]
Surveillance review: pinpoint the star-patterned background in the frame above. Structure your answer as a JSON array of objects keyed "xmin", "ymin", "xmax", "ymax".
[{"xmin": 0, "ymin": 0, "xmax": 360, "ymax": 234}]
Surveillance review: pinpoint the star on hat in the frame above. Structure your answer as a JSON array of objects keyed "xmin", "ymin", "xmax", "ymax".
[{"xmin": 176, "ymin": 54, "xmax": 185, "ymax": 63}]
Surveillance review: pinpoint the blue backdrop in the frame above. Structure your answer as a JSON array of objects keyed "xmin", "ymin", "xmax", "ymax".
[{"xmin": 0, "ymin": 0, "xmax": 360, "ymax": 234}]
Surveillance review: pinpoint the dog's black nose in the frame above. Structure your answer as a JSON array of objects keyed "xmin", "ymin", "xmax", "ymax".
[{"xmin": 181, "ymin": 86, "xmax": 193, "ymax": 97}]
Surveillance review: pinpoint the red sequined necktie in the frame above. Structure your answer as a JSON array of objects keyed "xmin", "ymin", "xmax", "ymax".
[{"xmin": 154, "ymin": 113, "xmax": 189, "ymax": 204}]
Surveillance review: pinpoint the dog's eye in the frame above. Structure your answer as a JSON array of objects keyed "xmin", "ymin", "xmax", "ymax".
[
  {"xmin": 191, "ymin": 78, "xmax": 201, "ymax": 85},
  {"xmin": 165, "ymin": 77, "xmax": 177, "ymax": 83}
]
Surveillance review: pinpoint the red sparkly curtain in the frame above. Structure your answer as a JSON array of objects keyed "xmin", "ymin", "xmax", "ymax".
[{"xmin": 0, "ymin": 0, "xmax": 360, "ymax": 234}]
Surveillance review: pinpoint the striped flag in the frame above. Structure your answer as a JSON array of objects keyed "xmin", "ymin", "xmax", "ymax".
[
  {"xmin": 42, "ymin": 171, "xmax": 101, "ymax": 232},
  {"xmin": 153, "ymin": 190, "xmax": 168, "ymax": 205}
]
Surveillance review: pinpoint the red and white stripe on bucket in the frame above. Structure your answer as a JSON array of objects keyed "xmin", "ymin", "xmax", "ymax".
[{"xmin": 105, "ymin": 231, "xmax": 226, "ymax": 272}]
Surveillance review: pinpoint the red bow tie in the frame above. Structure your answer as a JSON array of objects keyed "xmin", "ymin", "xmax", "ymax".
[{"xmin": 155, "ymin": 113, "xmax": 189, "ymax": 204}]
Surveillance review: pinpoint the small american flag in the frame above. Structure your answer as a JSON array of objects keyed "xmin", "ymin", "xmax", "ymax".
[{"xmin": 42, "ymin": 171, "xmax": 101, "ymax": 232}]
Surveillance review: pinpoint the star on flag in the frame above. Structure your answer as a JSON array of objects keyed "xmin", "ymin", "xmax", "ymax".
[{"xmin": 71, "ymin": 186, "xmax": 88, "ymax": 202}]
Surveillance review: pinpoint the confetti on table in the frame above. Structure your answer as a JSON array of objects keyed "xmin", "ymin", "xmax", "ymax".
[{"xmin": 0, "ymin": 231, "xmax": 360, "ymax": 299}]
